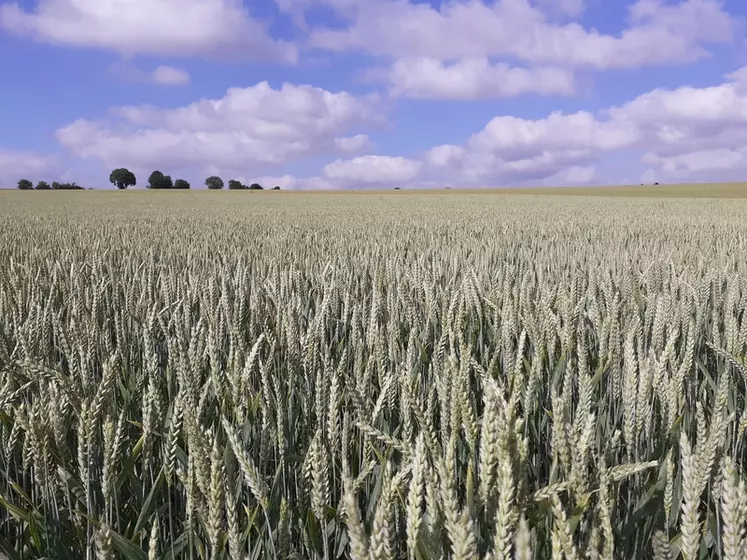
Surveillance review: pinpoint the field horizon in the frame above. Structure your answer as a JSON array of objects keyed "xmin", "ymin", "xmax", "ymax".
[{"xmin": 3, "ymin": 181, "xmax": 747, "ymax": 198}]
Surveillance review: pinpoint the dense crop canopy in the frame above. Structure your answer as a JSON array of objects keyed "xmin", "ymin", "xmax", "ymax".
[{"xmin": 1, "ymin": 191, "xmax": 746, "ymax": 559}]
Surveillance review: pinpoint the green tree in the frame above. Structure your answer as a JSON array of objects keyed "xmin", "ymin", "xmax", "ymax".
[
  {"xmin": 249, "ymin": 182, "xmax": 263, "ymax": 190},
  {"xmin": 228, "ymin": 179, "xmax": 245, "ymax": 190},
  {"xmin": 174, "ymin": 179, "xmax": 190, "ymax": 189},
  {"xmin": 35, "ymin": 181, "xmax": 51, "ymax": 190},
  {"xmin": 53, "ymin": 182, "xmax": 83, "ymax": 190},
  {"xmin": 17, "ymin": 179, "xmax": 33, "ymax": 190},
  {"xmin": 109, "ymin": 168, "xmax": 136, "ymax": 190},
  {"xmin": 272, "ymin": 185, "xmax": 281, "ymax": 190},
  {"xmin": 205, "ymin": 176, "xmax": 224, "ymax": 190},
  {"xmin": 147, "ymin": 170, "xmax": 164, "ymax": 189},
  {"xmin": 147, "ymin": 170, "xmax": 173, "ymax": 189}
]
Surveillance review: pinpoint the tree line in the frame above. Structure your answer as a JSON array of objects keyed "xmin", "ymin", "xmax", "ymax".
[
  {"xmin": 16, "ymin": 179, "xmax": 84, "ymax": 190},
  {"xmin": 109, "ymin": 168, "xmax": 280, "ymax": 190},
  {"xmin": 15, "ymin": 168, "xmax": 281, "ymax": 190}
]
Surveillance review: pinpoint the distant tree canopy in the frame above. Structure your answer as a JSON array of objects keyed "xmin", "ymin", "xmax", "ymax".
[
  {"xmin": 13, "ymin": 170, "xmax": 269, "ymax": 191},
  {"xmin": 109, "ymin": 168, "xmax": 136, "ymax": 190},
  {"xmin": 272, "ymin": 185, "xmax": 281, "ymax": 190},
  {"xmin": 16, "ymin": 179, "xmax": 81, "ymax": 190},
  {"xmin": 147, "ymin": 171, "xmax": 164, "ymax": 189},
  {"xmin": 52, "ymin": 182, "xmax": 84, "ymax": 190},
  {"xmin": 147, "ymin": 170, "xmax": 173, "ymax": 189},
  {"xmin": 227, "ymin": 180, "xmax": 267, "ymax": 190},
  {"xmin": 205, "ymin": 176, "xmax": 224, "ymax": 190}
]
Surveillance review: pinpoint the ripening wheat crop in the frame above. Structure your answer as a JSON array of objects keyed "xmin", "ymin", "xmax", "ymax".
[{"xmin": 2, "ymin": 191, "xmax": 747, "ymax": 559}]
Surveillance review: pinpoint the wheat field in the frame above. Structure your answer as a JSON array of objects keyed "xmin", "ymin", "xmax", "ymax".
[{"xmin": 2, "ymin": 191, "xmax": 747, "ymax": 559}]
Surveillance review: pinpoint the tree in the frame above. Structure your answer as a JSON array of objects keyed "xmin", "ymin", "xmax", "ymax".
[
  {"xmin": 228, "ymin": 179, "xmax": 245, "ymax": 190},
  {"xmin": 147, "ymin": 170, "xmax": 173, "ymax": 189},
  {"xmin": 147, "ymin": 170, "xmax": 164, "ymax": 189},
  {"xmin": 51, "ymin": 182, "xmax": 83, "ymax": 190},
  {"xmin": 272, "ymin": 185, "xmax": 281, "ymax": 190},
  {"xmin": 109, "ymin": 168, "xmax": 136, "ymax": 190},
  {"xmin": 174, "ymin": 179, "xmax": 190, "ymax": 189},
  {"xmin": 205, "ymin": 176, "xmax": 224, "ymax": 190},
  {"xmin": 35, "ymin": 181, "xmax": 50, "ymax": 190},
  {"xmin": 17, "ymin": 179, "xmax": 33, "ymax": 190},
  {"xmin": 249, "ymin": 183, "xmax": 263, "ymax": 190}
]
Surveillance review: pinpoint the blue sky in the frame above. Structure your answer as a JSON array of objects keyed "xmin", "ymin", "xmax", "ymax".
[{"xmin": 1, "ymin": 0, "xmax": 746, "ymax": 189}]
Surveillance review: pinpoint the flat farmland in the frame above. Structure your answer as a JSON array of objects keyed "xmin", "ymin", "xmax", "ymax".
[{"xmin": 1, "ymin": 189, "xmax": 747, "ymax": 559}]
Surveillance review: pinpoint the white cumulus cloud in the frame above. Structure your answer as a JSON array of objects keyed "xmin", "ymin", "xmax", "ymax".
[
  {"xmin": 609, "ymin": 67, "xmax": 747, "ymax": 181},
  {"xmin": 419, "ymin": 110, "xmax": 638, "ymax": 185},
  {"xmin": 334, "ymin": 134, "xmax": 372, "ymax": 152},
  {"xmin": 385, "ymin": 58, "xmax": 575, "ymax": 99},
  {"xmin": 274, "ymin": 0, "xmax": 738, "ymax": 101},
  {"xmin": 323, "ymin": 155, "xmax": 423, "ymax": 185},
  {"xmin": 49, "ymin": 65, "xmax": 747, "ymax": 188},
  {"xmin": 300, "ymin": 0, "xmax": 735, "ymax": 70},
  {"xmin": 0, "ymin": 149, "xmax": 59, "ymax": 186},
  {"xmin": 0, "ymin": 0, "xmax": 297, "ymax": 61},
  {"xmin": 419, "ymin": 65, "xmax": 747, "ymax": 186},
  {"xmin": 56, "ymin": 65, "xmax": 747, "ymax": 189},
  {"xmin": 151, "ymin": 66, "xmax": 190, "ymax": 86},
  {"xmin": 55, "ymin": 82, "xmax": 384, "ymax": 176}
]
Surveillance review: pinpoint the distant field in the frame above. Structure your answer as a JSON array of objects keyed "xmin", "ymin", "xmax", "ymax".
[
  {"xmin": 354, "ymin": 182, "xmax": 747, "ymax": 198},
  {"xmin": 3, "ymin": 183, "xmax": 747, "ymax": 223},
  {"xmin": 2, "ymin": 181, "xmax": 747, "ymax": 200}
]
